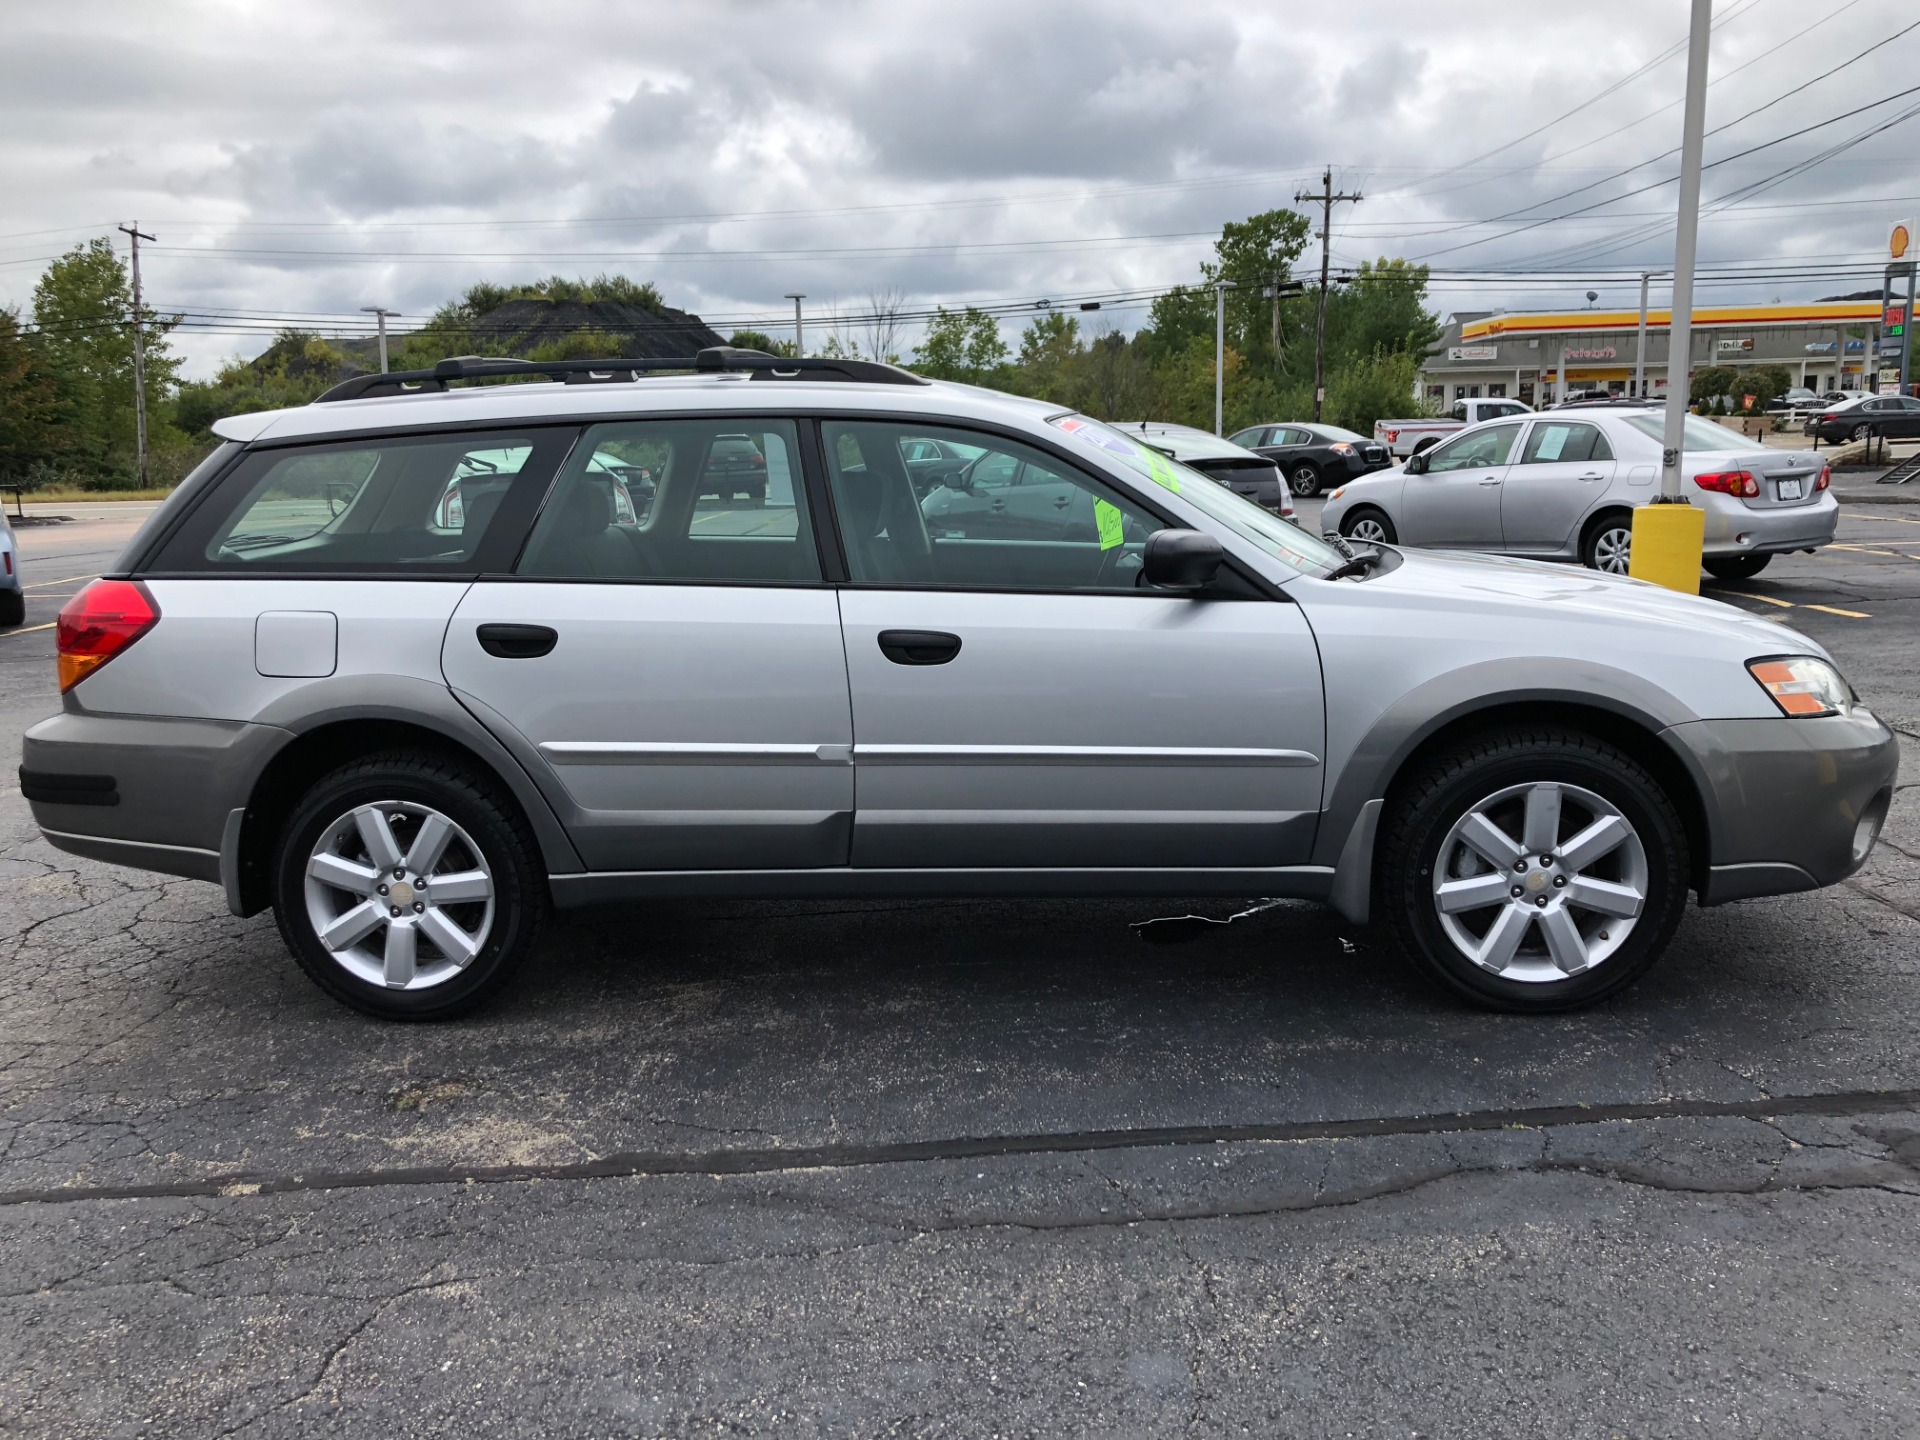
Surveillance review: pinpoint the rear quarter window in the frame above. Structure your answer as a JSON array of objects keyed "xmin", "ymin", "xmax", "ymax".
[{"xmin": 146, "ymin": 427, "xmax": 576, "ymax": 575}]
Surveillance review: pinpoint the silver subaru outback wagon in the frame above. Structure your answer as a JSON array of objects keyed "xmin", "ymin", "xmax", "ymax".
[{"xmin": 21, "ymin": 352, "xmax": 1897, "ymax": 1020}]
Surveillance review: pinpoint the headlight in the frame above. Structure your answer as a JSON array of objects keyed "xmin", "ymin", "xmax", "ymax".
[{"xmin": 1748, "ymin": 656, "xmax": 1853, "ymax": 717}]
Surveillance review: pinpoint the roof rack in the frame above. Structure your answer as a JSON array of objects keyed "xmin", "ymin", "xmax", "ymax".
[{"xmin": 313, "ymin": 345, "xmax": 930, "ymax": 403}]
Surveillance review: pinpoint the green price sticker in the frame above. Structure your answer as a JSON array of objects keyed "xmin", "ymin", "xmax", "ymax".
[
  {"xmin": 1094, "ymin": 499, "xmax": 1126, "ymax": 550},
  {"xmin": 1143, "ymin": 447, "xmax": 1181, "ymax": 493}
]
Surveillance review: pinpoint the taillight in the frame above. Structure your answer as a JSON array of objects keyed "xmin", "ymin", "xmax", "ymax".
[
  {"xmin": 751, "ymin": 454, "xmax": 766, "ymax": 468},
  {"xmin": 1815, "ymin": 464, "xmax": 1831, "ymax": 492},
  {"xmin": 1694, "ymin": 469, "xmax": 1759, "ymax": 498},
  {"xmin": 1818, "ymin": 413, "xmax": 1836, "ymax": 424},
  {"xmin": 2, "ymin": 550, "xmax": 11, "ymax": 575},
  {"xmin": 56, "ymin": 579, "xmax": 158, "ymax": 693}
]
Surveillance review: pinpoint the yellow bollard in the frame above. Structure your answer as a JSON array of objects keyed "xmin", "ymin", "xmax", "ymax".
[{"xmin": 1627, "ymin": 501, "xmax": 1706, "ymax": 595}]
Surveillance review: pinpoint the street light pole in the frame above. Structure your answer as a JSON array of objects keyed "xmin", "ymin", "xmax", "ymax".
[
  {"xmin": 359, "ymin": 307, "xmax": 399, "ymax": 373},
  {"xmin": 1214, "ymin": 280, "xmax": 1237, "ymax": 436},
  {"xmin": 1630, "ymin": 0, "xmax": 1713, "ymax": 594},
  {"xmin": 1634, "ymin": 272, "xmax": 1651, "ymax": 398},
  {"xmin": 784, "ymin": 294, "xmax": 806, "ymax": 358}
]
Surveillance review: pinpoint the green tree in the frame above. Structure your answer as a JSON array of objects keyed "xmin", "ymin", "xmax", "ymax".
[
  {"xmin": 0, "ymin": 308, "xmax": 71, "ymax": 480},
  {"xmin": 727, "ymin": 329, "xmax": 795, "ymax": 356},
  {"xmin": 1014, "ymin": 311, "xmax": 1081, "ymax": 401},
  {"xmin": 1324, "ymin": 349, "xmax": 1426, "ymax": 436},
  {"xmin": 1204, "ymin": 207, "xmax": 1313, "ymax": 370},
  {"xmin": 31, "ymin": 237, "xmax": 181, "ymax": 474},
  {"xmin": 912, "ymin": 306, "xmax": 1009, "ymax": 383}
]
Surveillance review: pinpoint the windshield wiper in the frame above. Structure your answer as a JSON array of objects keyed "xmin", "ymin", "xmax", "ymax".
[{"xmin": 1325, "ymin": 546, "xmax": 1387, "ymax": 581}]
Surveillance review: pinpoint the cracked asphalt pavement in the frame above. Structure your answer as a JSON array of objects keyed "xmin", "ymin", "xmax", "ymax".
[{"xmin": 4, "ymin": 500, "xmax": 1920, "ymax": 1436}]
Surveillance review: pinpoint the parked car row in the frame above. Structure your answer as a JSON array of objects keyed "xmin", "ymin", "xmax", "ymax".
[{"xmin": 21, "ymin": 350, "xmax": 1892, "ymax": 1022}]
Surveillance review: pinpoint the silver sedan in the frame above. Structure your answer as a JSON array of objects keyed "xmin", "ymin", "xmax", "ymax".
[{"xmin": 1320, "ymin": 408, "xmax": 1838, "ymax": 581}]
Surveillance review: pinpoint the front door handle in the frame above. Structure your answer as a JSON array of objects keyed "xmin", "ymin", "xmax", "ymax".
[
  {"xmin": 1478, "ymin": 476, "xmax": 1502, "ymax": 486},
  {"xmin": 877, "ymin": 630, "xmax": 962, "ymax": 666},
  {"xmin": 476, "ymin": 623, "xmax": 558, "ymax": 658}
]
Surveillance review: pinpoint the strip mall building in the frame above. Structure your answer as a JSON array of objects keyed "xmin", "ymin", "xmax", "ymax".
[{"xmin": 1420, "ymin": 300, "xmax": 1882, "ymax": 408}]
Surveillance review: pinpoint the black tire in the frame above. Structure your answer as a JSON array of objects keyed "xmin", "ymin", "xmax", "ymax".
[
  {"xmin": 272, "ymin": 750, "xmax": 548, "ymax": 1021},
  {"xmin": 1340, "ymin": 506, "xmax": 1398, "ymax": 545},
  {"xmin": 1379, "ymin": 728, "xmax": 1690, "ymax": 1012},
  {"xmin": 1580, "ymin": 512, "xmax": 1634, "ymax": 574},
  {"xmin": 1288, "ymin": 463, "xmax": 1323, "ymax": 498},
  {"xmin": 1703, "ymin": 553, "xmax": 1771, "ymax": 581},
  {"xmin": 0, "ymin": 587, "xmax": 23, "ymax": 629}
]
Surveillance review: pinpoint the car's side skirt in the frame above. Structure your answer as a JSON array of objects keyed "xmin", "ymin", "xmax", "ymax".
[{"xmin": 549, "ymin": 865, "xmax": 1337, "ymax": 907}]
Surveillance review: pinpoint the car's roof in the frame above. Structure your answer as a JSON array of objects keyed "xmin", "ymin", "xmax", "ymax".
[{"xmin": 211, "ymin": 374, "xmax": 1066, "ymax": 445}]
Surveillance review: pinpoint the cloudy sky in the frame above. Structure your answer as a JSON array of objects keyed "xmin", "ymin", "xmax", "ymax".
[{"xmin": 4, "ymin": 0, "xmax": 1918, "ymax": 377}]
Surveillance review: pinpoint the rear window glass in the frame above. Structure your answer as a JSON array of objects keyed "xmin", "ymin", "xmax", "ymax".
[
  {"xmin": 1624, "ymin": 414, "xmax": 1749, "ymax": 453},
  {"xmin": 150, "ymin": 429, "xmax": 575, "ymax": 574}
]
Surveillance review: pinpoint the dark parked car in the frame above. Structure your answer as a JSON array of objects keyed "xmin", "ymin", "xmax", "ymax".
[
  {"xmin": 1114, "ymin": 423, "xmax": 1294, "ymax": 519},
  {"xmin": 1225, "ymin": 422, "xmax": 1391, "ymax": 498},
  {"xmin": 1806, "ymin": 395, "xmax": 1920, "ymax": 446},
  {"xmin": 699, "ymin": 433, "xmax": 768, "ymax": 501}
]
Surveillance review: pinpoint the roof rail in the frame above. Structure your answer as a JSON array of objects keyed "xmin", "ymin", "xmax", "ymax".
[{"xmin": 313, "ymin": 346, "xmax": 930, "ymax": 403}]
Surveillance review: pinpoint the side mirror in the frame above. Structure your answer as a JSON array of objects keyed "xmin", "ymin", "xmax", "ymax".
[
  {"xmin": 1405, "ymin": 451, "xmax": 1429, "ymax": 475},
  {"xmin": 1142, "ymin": 528, "xmax": 1224, "ymax": 591}
]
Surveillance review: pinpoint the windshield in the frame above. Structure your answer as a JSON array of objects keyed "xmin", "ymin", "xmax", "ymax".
[
  {"xmin": 1625, "ymin": 413, "xmax": 1753, "ymax": 453},
  {"xmin": 1050, "ymin": 414, "xmax": 1344, "ymax": 576}
]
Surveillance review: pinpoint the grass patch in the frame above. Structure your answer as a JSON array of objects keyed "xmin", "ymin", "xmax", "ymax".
[{"xmin": 11, "ymin": 486, "xmax": 178, "ymax": 504}]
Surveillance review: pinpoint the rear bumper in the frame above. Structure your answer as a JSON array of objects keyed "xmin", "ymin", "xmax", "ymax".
[
  {"xmin": 1664, "ymin": 711, "xmax": 1898, "ymax": 905},
  {"xmin": 1699, "ymin": 492, "xmax": 1839, "ymax": 557},
  {"xmin": 21, "ymin": 711, "xmax": 289, "ymax": 884}
]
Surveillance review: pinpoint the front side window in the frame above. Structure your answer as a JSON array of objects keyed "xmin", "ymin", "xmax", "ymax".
[
  {"xmin": 517, "ymin": 419, "xmax": 818, "ymax": 584},
  {"xmin": 1425, "ymin": 423, "xmax": 1522, "ymax": 471},
  {"xmin": 1048, "ymin": 414, "xmax": 1344, "ymax": 575},
  {"xmin": 160, "ymin": 429, "xmax": 572, "ymax": 573},
  {"xmin": 1518, "ymin": 422, "xmax": 1612, "ymax": 464},
  {"xmin": 823, "ymin": 420, "xmax": 1169, "ymax": 592}
]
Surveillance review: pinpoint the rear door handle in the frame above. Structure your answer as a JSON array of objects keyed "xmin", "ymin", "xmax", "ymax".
[
  {"xmin": 1578, "ymin": 471, "xmax": 1605, "ymax": 480},
  {"xmin": 877, "ymin": 630, "xmax": 962, "ymax": 666},
  {"xmin": 476, "ymin": 623, "xmax": 558, "ymax": 659}
]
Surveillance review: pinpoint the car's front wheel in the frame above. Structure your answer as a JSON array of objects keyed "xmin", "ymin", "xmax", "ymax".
[
  {"xmin": 1378, "ymin": 729, "xmax": 1689, "ymax": 1011},
  {"xmin": 1703, "ymin": 553, "xmax": 1771, "ymax": 581},
  {"xmin": 272, "ymin": 751, "xmax": 548, "ymax": 1020},
  {"xmin": 1288, "ymin": 463, "xmax": 1323, "ymax": 498},
  {"xmin": 1581, "ymin": 513, "xmax": 1633, "ymax": 574},
  {"xmin": 1341, "ymin": 507, "xmax": 1397, "ymax": 545}
]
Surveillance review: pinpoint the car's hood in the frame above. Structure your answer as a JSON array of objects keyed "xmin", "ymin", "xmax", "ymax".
[{"xmin": 1358, "ymin": 545, "xmax": 1831, "ymax": 661}]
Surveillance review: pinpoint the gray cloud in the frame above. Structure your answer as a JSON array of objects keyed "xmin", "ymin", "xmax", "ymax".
[{"xmin": 1, "ymin": 0, "xmax": 1916, "ymax": 377}]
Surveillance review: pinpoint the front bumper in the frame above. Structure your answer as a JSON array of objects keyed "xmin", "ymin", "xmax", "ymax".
[
  {"xmin": 1665, "ymin": 709, "xmax": 1898, "ymax": 905},
  {"xmin": 21, "ymin": 711, "xmax": 289, "ymax": 885},
  {"xmin": 1699, "ymin": 491, "xmax": 1839, "ymax": 557}
]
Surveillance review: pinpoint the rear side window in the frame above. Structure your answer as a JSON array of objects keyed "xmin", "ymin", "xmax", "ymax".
[
  {"xmin": 1518, "ymin": 422, "xmax": 1612, "ymax": 464},
  {"xmin": 516, "ymin": 419, "xmax": 819, "ymax": 584},
  {"xmin": 150, "ymin": 428, "xmax": 575, "ymax": 574}
]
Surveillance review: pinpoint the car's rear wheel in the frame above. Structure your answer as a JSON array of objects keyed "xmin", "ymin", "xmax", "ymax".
[
  {"xmin": 1850, "ymin": 424, "xmax": 1871, "ymax": 443},
  {"xmin": 1378, "ymin": 729, "xmax": 1689, "ymax": 1012},
  {"xmin": 1341, "ymin": 507, "xmax": 1397, "ymax": 545},
  {"xmin": 1703, "ymin": 554, "xmax": 1771, "ymax": 581},
  {"xmin": 0, "ymin": 587, "xmax": 22, "ymax": 629},
  {"xmin": 272, "ymin": 751, "xmax": 547, "ymax": 1020},
  {"xmin": 1288, "ymin": 463, "xmax": 1323, "ymax": 498},
  {"xmin": 1581, "ymin": 513, "xmax": 1633, "ymax": 574}
]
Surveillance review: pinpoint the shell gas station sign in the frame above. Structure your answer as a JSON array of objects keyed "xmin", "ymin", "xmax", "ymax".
[{"xmin": 1894, "ymin": 220, "xmax": 1913, "ymax": 262}]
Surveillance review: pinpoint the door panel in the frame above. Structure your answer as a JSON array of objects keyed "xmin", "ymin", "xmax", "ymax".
[
  {"xmin": 1399, "ymin": 422, "xmax": 1522, "ymax": 548},
  {"xmin": 1501, "ymin": 421, "xmax": 1615, "ymax": 550},
  {"xmin": 443, "ymin": 584, "xmax": 854, "ymax": 871},
  {"xmin": 838, "ymin": 590, "xmax": 1326, "ymax": 869}
]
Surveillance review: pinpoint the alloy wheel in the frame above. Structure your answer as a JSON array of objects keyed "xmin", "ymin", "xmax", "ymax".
[
  {"xmin": 1591, "ymin": 525, "xmax": 1632, "ymax": 574},
  {"xmin": 1431, "ymin": 781, "xmax": 1647, "ymax": 984},
  {"xmin": 1349, "ymin": 517, "xmax": 1389, "ymax": 544},
  {"xmin": 303, "ymin": 801, "xmax": 496, "ymax": 990}
]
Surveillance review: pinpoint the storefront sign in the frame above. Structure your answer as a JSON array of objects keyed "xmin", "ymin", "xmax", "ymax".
[
  {"xmin": 1803, "ymin": 342, "xmax": 1836, "ymax": 354},
  {"xmin": 1716, "ymin": 337, "xmax": 1754, "ymax": 352},
  {"xmin": 1564, "ymin": 346, "xmax": 1616, "ymax": 360},
  {"xmin": 1447, "ymin": 345, "xmax": 1498, "ymax": 361}
]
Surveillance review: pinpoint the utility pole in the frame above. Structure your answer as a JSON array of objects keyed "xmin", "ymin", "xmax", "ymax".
[
  {"xmin": 1634, "ymin": 272, "xmax": 1652, "ymax": 398},
  {"xmin": 1630, "ymin": 0, "xmax": 1712, "ymax": 594},
  {"xmin": 1295, "ymin": 167, "xmax": 1362, "ymax": 421},
  {"xmin": 784, "ymin": 294, "xmax": 806, "ymax": 358},
  {"xmin": 360, "ymin": 307, "xmax": 400, "ymax": 373},
  {"xmin": 1214, "ymin": 280, "xmax": 1237, "ymax": 435},
  {"xmin": 117, "ymin": 223, "xmax": 155, "ymax": 488}
]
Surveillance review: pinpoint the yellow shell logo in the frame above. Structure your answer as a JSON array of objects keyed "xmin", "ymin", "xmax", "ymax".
[{"xmin": 1895, "ymin": 223, "xmax": 1913, "ymax": 261}]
